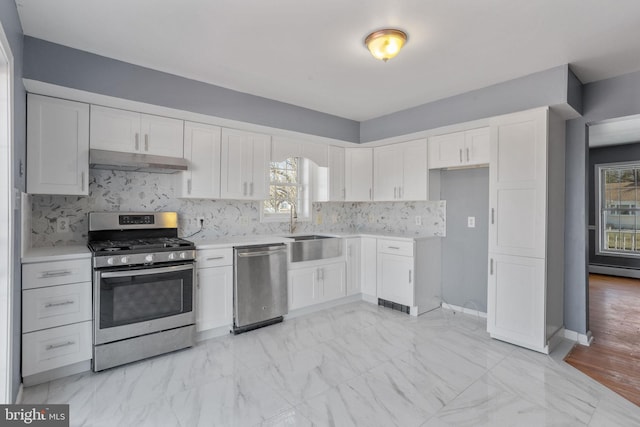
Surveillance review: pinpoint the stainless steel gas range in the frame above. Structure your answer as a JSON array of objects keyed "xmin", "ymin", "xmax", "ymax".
[{"xmin": 88, "ymin": 211, "xmax": 196, "ymax": 372}]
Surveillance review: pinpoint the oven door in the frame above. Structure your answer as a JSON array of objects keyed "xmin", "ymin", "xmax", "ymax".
[{"xmin": 94, "ymin": 263, "xmax": 195, "ymax": 345}]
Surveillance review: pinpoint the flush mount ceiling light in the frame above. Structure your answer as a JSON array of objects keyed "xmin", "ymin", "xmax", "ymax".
[{"xmin": 364, "ymin": 28, "xmax": 408, "ymax": 62}]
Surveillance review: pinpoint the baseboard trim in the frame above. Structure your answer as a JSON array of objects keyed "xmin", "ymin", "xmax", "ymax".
[
  {"xmin": 589, "ymin": 264, "xmax": 640, "ymax": 279},
  {"xmin": 441, "ymin": 302, "xmax": 487, "ymax": 318},
  {"xmin": 196, "ymin": 325, "xmax": 232, "ymax": 342},
  {"xmin": 14, "ymin": 383, "xmax": 23, "ymax": 404},
  {"xmin": 361, "ymin": 293, "xmax": 377, "ymax": 305},
  {"xmin": 563, "ymin": 329, "xmax": 593, "ymax": 346}
]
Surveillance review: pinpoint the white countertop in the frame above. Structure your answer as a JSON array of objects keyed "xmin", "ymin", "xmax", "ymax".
[{"xmin": 22, "ymin": 245, "xmax": 91, "ymax": 263}]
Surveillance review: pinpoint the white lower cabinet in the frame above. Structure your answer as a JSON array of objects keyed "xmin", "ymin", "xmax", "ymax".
[
  {"xmin": 196, "ymin": 248, "xmax": 233, "ymax": 332},
  {"xmin": 360, "ymin": 237, "xmax": 377, "ymax": 298},
  {"xmin": 288, "ymin": 261, "xmax": 346, "ymax": 310},
  {"xmin": 377, "ymin": 253, "xmax": 414, "ymax": 307},
  {"xmin": 345, "ymin": 238, "xmax": 361, "ymax": 295}
]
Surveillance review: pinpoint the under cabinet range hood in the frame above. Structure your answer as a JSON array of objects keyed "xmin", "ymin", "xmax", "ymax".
[{"xmin": 89, "ymin": 149, "xmax": 189, "ymax": 174}]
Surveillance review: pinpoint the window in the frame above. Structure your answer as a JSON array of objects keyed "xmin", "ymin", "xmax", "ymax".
[
  {"xmin": 597, "ymin": 163, "xmax": 640, "ymax": 256},
  {"xmin": 262, "ymin": 157, "xmax": 310, "ymax": 222}
]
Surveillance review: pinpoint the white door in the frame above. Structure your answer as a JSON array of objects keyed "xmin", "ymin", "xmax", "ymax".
[
  {"xmin": 360, "ymin": 237, "xmax": 377, "ymax": 297},
  {"xmin": 373, "ymin": 145, "xmax": 401, "ymax": 201},
  {"xmin": 377, "ymin": 253, "xmax": 413, "ymax": 307},
  {"xmin": 181, "ymin": 122, "xmax": 221, "ymax": 199},
  {"xmin": 328, "ymin": 146, "xmax": 345, "ymax": 201},
  {"xmin": 346, "ymin": 239, "xmax": 361, "ymax": 295},
  {"xmin": 320, "ymin": 262, "xmax": 346, "ymax": 301},
  {"xmin": 196, "ymin": 266, "xmax": 233, "ymax": 332},
  {"xmin": 427, "ymin": 132, "xmax": 464, "ymax": 169},
  {"xmin": 220, "ymin": 128, "xmax": 251, "ymax": 199},
  {"xmin": 489, "ymin": 109, "xmax": 548, "ymax": 258},
  {"xmin": 90, "ymin": 105, "xmax": 139, "ymax": 152},
  {"xmin": 345, "ymin": 148, "xmax": 373, "ymax": 201},
  {"xmin": 288, "ymin": 267, "xmax": 318, "ymax": 310},
  {"xmin": 27, "ymin": 95, "xmax": 89, "ymax": 195},
  {"xmin": 487, "ymin": 254, "xmax": 545, "ymax": 351},
  {"xmin": 140, "ymin": 114, "xmax": 184, "ymax": 157},
  {"xmin": 400, "ymin": 139, "xmax": 428, "ymax": 200},
  {"xmin": 247, "ymin": 133, "xmax": 270, "ymax": 200},
  {"xmin": 465, "ymin": 127, "xmax": 490, "ymax": 166}
]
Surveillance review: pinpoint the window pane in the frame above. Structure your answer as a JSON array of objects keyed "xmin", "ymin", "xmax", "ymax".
[{"xmin": 604, "ymin": 169, "xmax": 620, "ymax": 208}]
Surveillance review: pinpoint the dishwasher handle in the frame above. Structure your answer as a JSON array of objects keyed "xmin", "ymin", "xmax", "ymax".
[{"xmin": 236, "ymin": 248, "xmax": 285, "ymax": 258}]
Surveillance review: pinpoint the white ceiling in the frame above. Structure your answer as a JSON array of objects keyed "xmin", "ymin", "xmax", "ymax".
[{"xmin": 15, "ymin": 0, "xmax": 640, "ymax": 121}]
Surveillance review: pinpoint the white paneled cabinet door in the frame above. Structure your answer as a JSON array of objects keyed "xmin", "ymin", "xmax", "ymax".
[
  {"xmin": 196, "ymin": 266, "xmax": 232, "ymax": 332},
  {"xmin": 220, "ymin": 128, "xmax": 270, "ymax": 200},
  {"xmin": 377, "ymin": 253, "xmax": 413, "ymax": 307},
  {"xmin": 179, "ymin": 122, "xmax": 221, "ymax": 199},
  {"xmin": 360, "ymin": 237, "xmax": 377, "ymax": 298},
  {"xmin": 320, "ymin": 262, "xmax": 346, "ymax": 301},
  {"xmin": 465, "ymin": 127, "xmax": 490, "ymax": 166},
  {"xmin": 427, "ymin": 132, "xmax": 464, "ymax": 169},
  {"xmin": 139, "ymin": 114, "xmax": 184, "ymax": 157},
  {"xmin": 400, "ymin": 139, "xmax": 428, "ymax": 200},
  {"xmin": 27, "ymin": 94, "xmax": 89, "ymax": 195},
  {"xmin": 248, "ymin": 132, "xmax": 270, "ymax": 200},
  {"xmin": 90, "ymin": 105, "xmax": 139, "ymax": 153},
  {"xmin": 346, "ymin": 238, "xmax": 361, "ymax": 295},
  {"xmin": 345, "ymin": 148, "xmax": 373, "ymax": 201},
  {"xmin": 373, "ymin": 145, "xmax": 401, "ymax": 201},
  {"xmin": 489, "ymin": 109, "xmax": 547, "ymax": 258},
  {"xmin": 288, "ymin": 267, "xmax": 318, "ymax": 310},
  {"xmin": 328, "ymin": 146, "xmax": 345, "ymax": 201},
  {"xmin": 487, "ymin": 254, "xmax": 545, "ymax": 350}
]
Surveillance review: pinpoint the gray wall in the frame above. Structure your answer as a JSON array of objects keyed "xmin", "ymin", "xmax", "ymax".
[
  {"xmin": 23, "ymin": 37, "xmax": 360, "ymax": 143},
  {"xmin": 565, "ymin": 69, "xmax": 640, "ymax": 334},
  {"xmin": 439, "ymin": 168, "xmax": 489, "ymax": 312},
  {"xmin": 360, "ymin": 64, "xmax": 580, "ymax": 142},
  {"xmin": 588, "ymin": 142, "xmax": 640, "ymax": 269},
  {"xmin": 0, "ymin": 0, "xmax": 25, "ymax": 403}
]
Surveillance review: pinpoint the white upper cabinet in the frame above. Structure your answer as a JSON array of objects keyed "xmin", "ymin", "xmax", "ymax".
[
  {"xmin": 373, "ymin": 139, "xmax": 427, "ymax": 201},
  {"xmin": 345, "ymin": 147, "xmax": 373, "ymax": 201},
  {"xmin": 328, "ymin": 146, "xmax": 345, "ymax": 201},
  {"xmin": 27, "ymin": 94, "xmax": 89, "ymax": 195},
  {"xmin": 90, "ymin": 105, "xmax": 183, "ymax": 157},
  {"xmin": 220, "ymin": 128, "xmax": 270, "ymax": 200},
  {"xmin": 177, "ymin": 122, "xmax": 221, "ymax": 199},
  {"xmin": 428, "ymin": 127, "xmax": 489, "ymax": 169}
]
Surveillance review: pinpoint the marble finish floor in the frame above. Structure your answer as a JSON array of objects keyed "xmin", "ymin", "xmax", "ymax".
[{"xmin": 22, "ymin": 301, "xmax": 640, "ymax": 426}]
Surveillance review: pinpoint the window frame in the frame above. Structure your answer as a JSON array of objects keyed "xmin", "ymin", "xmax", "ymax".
[
  {"xmin": 596, "ymin": 161, "xmax": 640, "ymax": 258},
  {"xmin": 261, "ymin": 157, "xmax": 311, "ymax": 223}
]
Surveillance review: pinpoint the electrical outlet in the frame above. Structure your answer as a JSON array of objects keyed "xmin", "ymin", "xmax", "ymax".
[
  {"xmin": 240, "ymin": 216, "xmax": 249, "ymax": 226},
  {"xmin": 56, "ymin": 217, "xmax": 70, "ymax": 233},
  {"xmin": 415, "ymin": 215, "xmax": 422, "ymax": 226},
  {"xmin": 368, "ymin": 213, "xmax": 375, "ymax": 223},
  {"xmin": 467, "ymin": 216, "xmax": 476, "ymax": 228},
  {"xmin": 315, "ymin": 213, "xmax": 323, "ymax": 225},
  {"xmin": 196, "ymin": 216, "xmax": 205, "ymax": 227}
]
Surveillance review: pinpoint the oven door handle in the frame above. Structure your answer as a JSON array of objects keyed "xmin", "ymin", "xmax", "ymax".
[{"xmin": 99, "ymin": 264, "xmax": 193, "ymax": 278}]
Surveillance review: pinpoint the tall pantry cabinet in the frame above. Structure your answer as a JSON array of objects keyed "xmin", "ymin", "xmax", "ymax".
[{"xmin": 487, "ymin": 107, "xmax": 565, "ymax": 354}]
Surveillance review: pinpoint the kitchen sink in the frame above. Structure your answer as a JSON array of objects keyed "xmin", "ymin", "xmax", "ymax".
[{"xmin": 287, "ymin": 235, "xmax": 343, "ymax": 262}]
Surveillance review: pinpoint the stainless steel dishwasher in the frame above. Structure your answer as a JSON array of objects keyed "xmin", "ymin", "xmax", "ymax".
[{"xmin": 233, "ymin": 243, "xmax": 288, "ymax": 334}]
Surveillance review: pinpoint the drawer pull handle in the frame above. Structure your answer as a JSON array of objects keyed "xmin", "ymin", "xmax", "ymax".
[
  {"xmin": 40, "ymin": 270, "xmax": 72, "ymax": 278},
  {"xmin": 135, "ymin": 133, "xmax": 139, "ymax": 150},
  {"xmin": 46, "ymin": 341, "xmax": 75, "ymax": 351},
  {"xmin": 409, "ymin": 270, "xmax": 412, "ymax": 283},
  {"xmin": 45, "ymin": 300, "xmax": 75, "ymax": 308},
  {"xmin": 206, "ymin": 256, "xmax": 225, "ymax": 261},
  {"xmin": 145, "ymin": 134, "xmax": 149, "ymax": 151},
  {"xmin": 388, "ymin": 246, "xmax": 400, "ymax": 250}
]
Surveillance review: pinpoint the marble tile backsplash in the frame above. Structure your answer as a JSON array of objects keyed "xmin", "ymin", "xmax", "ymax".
[{"xmin": 29, "ymin": 170, "xmax": 446, "ymax": 247}]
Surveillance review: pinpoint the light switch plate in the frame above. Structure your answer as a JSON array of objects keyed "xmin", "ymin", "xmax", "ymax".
[
  {"xmin": 467, "ymin": 216, "xmax": 475, "ymax": 228},
  {"xmin": 415, "ymin": 216, "xmax": 422, "ymax": 226},
  {"xmin": 56, "ymin": 217, "xmax": 70, "ymax": 233}
]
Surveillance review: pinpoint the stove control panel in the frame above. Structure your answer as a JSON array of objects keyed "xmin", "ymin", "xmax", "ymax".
[
  {"xmin": 119, "ymin": 214, "xmax": 155, "ymax": 226},
  {"xmin": 95, "ymin": 250, "xmax": 196, "ymax": 268}
]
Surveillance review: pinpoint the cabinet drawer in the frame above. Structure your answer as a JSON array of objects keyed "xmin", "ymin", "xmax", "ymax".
[
  {"xmin": 197, "ymin": 248, "xmax": 233, "ymax": 268},
  {"xmin": 23, "ymin": 282, "xmax": 92, "ymax": 333},
  {"xmin": 22, "ymin": 321, "xmax": 92, "ymax": 377},
  {"xmin": 23, "ymin": 259, "xmax": 91, "ymax": 290},
  {"xmin": 377, "ymin": 239, "xmax": 414, "ymax": 257}
]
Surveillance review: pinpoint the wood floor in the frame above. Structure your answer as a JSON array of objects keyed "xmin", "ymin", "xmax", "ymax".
[{"xmin": 565, "ymin": 274, "xmax": 640, "ymax": 406}]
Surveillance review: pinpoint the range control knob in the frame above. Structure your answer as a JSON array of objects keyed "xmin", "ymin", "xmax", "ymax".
[
  {"xmin": 106, "ymin": 257, "xmax": 115, "ymax": 265},
  {"xmin": 145, "ymin": 254, "xmax": 154, "ymax": 263},
  {"xmin": 168, "ymin": 252, "xmax": 177, "ymax": 261},
  {"xmin": 179, "ymin": 252, "xmax": 187, "ymax": 259},
  {"xmin": 120, "ymin": 256, "xmax": 129, "ymax": 264}
]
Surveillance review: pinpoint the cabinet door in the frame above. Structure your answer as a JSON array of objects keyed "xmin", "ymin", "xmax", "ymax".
[
  {"xmin": 345, "ymin": 148, "xmax": 373, "ymax": 201},
  {"xmin": 288, "ymin": 267, "xmax": 318, "ymax": 310},
  {"xmin": 248, "ymin": 133, "xmax": 271, "ymax": 200},
  {"xmin": 90, "ymin": 105, "xmax": 140, "ymax": 153},
  {"xmin": 220, "ymin": 128, "xmax": 252, "ymax": 199},
  {"xmin": 179, "ymin": 122, "xmax": 221, "ymax": 199},
  {"xmin": 427, "ymin": 132, "xmax": 464, "ymax": 169},
  {"xmin": 373, "ymin": 145, "xmax": 401, "ymax": 201},
  {"xmin": 328, "ymin": 146, "xmax": 345, "ymax": 201},
  {"xmin": 377, "ymin": 253, "xmax": 413, "ymax": 307},
  {"xmin": 361, "ymin": 237, "xmax": 377, "ymax": 297},
  {"xmin": 320, "ymin": 262, "xmax": 346, "ymax": 302},
  {"xmin": 465, "ymin": 128, "xmax": 490, "ymax": 166},
  {"xmin": 489, "ymin": 109, "xmax": 547, "ymax": 258},
  {"xmin": 487, "ymin": 254, "xmax": 545, "ymax": 351},
  {"xmin": 346, "ymin": 239, "xmax": 361, "ymax": 295},
  {"xmin": 140, "ymin": 114, "xmax": 184, "ymax": 157},
  {"xmin": 196, "ymin": 266, "xmax": 232, "ymax": 332},
  {"xmin": 27, "ymin": 94, "xmax": 89, "ymax": 195},
  {"xmin": 400, "ymin": 139, "xmax": 428, "ymax": 200}
]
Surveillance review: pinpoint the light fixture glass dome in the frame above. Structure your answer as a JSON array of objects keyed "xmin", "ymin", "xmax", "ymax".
[{"xmin": 364, "ymin": 29, "xmax": 407, "ymax": 62}]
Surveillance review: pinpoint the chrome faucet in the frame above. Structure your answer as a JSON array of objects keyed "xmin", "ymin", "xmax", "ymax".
[{"xmin": 289, "ymin": 203, "xmax": 298, "ymax": 234}]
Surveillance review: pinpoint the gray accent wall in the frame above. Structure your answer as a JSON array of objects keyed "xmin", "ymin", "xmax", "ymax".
[
  {"xmin": 360, "ymin": 65, "xmax": 578, "ymax": 142},
  {"xmin": 439, "ymin": 168, "xmax": 490, "ymax": 312},
  {"xmin": 22, "ymin": 37, "xmax": 360, "ymax": 143},
  {"xmin": 565, "ymin": 69, "xmax": 640, "ymax": 334},
  {"xmin": 0, "ymin": 0, "xmax": 25, "ymax": 403}
]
